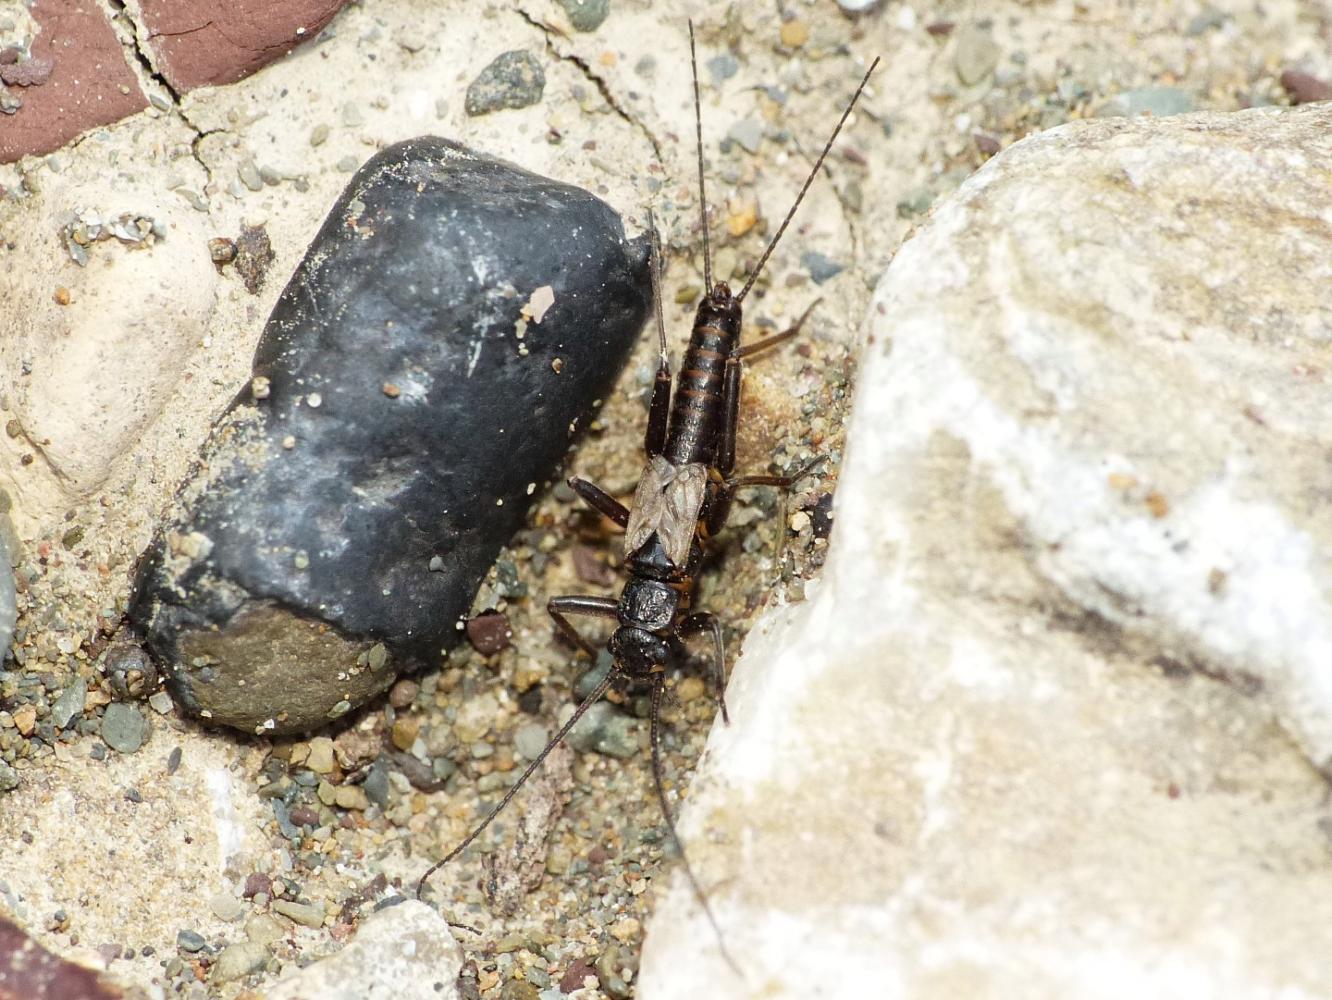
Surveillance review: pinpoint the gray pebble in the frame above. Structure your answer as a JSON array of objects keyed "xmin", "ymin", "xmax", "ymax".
[
  {"xmin": 101, "ymin": 703, "xmax": 148, "ymax": 754},
  {"xmin": 557, "ymin": 0, "xmax": 609, "ymax": 32},
  {"xmin": 837, "ymin": 0, "xmax": 880, "ymax": 9},
  {"xmin": 801, "ymin": 251, "xmax": 845, "ymax": 284},
  {"xmin": 310, "ymin": 124, "xmax": 330, "ymax": 147},
  {"xmin": 0, "ymin": 759, "xmax": 17, "ymax": 792},
  {"xmin": 211, "ymin": 940, "xmax": 269, "ymax": 983},
  {"xmin": 238, "ymin": 159, "xmax": 264, "ymax": 192},
  {"xmin": 954, "ymin": 24, "xmax": 1000, "ymax": 86},
  {"xmin": 727, "ymin": 118, "xmax": 764, "ymax": 154},
  {"xmin": 896, "ymin": 186, "xmax": 935, "ymax": 219},
  {"xmin": 513, "ymin": 722, "xmax": 550, "ymax": 761},
  {"xmin": 465, "ymin": 51, "xmax": 545, "ymax": 117},
  {"xmin": 1095, "ymin": 86, "xmax": 1195, "ymax": 118},
  {"xmin": 50, "ymin": 677, "xmax": 86, "ymax": 729},
  {"xmin": 566, "ymin": 701, "xmax": 639, "ymax": 759},
  {"xmin": 148, "ymin": 690, "xmax": 174, "ymax": 715},
  {"xmin": 336, "ymin": 155, "xmax": 359, "ymax": 172},
  {"xmin": 363, "ymin": 758, "xmax": 390, "ymax": 809},
  {"xmin": 707, "ymin": 53, "xmax": 738, "ymax": 84},
  {"xmin": 176, "ymin": 928, "xmax": 206, "ymax": 953},
  {"xmin": 575, "ymin": 652, "xmax": 613, "ymax": 699}
]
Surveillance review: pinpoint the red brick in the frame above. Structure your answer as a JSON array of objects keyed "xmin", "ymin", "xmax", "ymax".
[
  {"xmin": 137, "ymin": 0, "xmax": 351, "ymax": 92},
  {"xmin": 0, "ymin": 0, "xmax": 147, "ymax": 165}
]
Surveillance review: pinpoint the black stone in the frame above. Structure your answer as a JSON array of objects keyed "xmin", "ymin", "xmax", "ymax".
[{"xmin": 131, "ymin": 137, "xmax": 650, "ymax": 735}]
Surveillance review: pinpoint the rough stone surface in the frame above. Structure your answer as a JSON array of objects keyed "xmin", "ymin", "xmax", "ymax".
[
  {"xmin": 136, "ymin": 0, "xmax": 351, "ymax": 92},
  {"xmin": 130, "ymin": 137, "xmax": 650, "ymax": 734},
  {"xmin": 0, "ymin": 516, "xmax": 13, "ymax": 658},
  {"xmin": 0, "ymin": 0, "xmax": 147, "ymax": 164},
  {"xmin": 265, "ymin": 899, "xmax": 461, "ymax": 1000},
  {"xmin": 640, "ymin": 104, "xmax": 1332, "ymax": 999},
  {"xmin": 0, "ymin": 176, "xmax": 217, "ymax": 515}
]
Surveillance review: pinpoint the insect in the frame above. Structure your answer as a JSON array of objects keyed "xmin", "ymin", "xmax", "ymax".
[{"xmin": 418, "ymin": 22, "xmax": 878, "ymax": 960}]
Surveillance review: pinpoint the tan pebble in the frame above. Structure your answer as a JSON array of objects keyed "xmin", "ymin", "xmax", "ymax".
[
  {"xmin": 305, "ymin": 736, "xmax": 336, "ymax": 773},
  {"xmin": 788, "ymin": 510, "xmax": 811, "ymax": 533},
  {"xmin": 382, "ymin": 382, "xmax": 401, "ymax": 398},
  {"xmin": 317, "ymin": 780, "xmax": 337, "ymax": 806},
  {"xmin": 780, "ymin": 20, "xmax": 809, "ymax": 47},
  {"xmin": 610, "ymin": 917, "xmax": 641, "ymax": 942},
  {"xmin": 12, "ymin": 704, "xmax": 36, "ymax": 736},
  {"xmin": 1107, "ymin": 472, "xmax": 1137, "ymax": 491},
  {"xmin": 388, "ymin": 678, "xmax": 419, "ymax": 709},
  {"xmin": 391, "ymin": 716, "xmax": 420, "ymax": 752},
  {"xmin": 1145, "ymin": 490, "xmax": 1169, "ymax": 518},
  {"xmin": 676, "ymin": 676, "xmax": 706, "ymax": 704},
  {"xmin": 727, "ymin": 200, "xmax": 758, "ymax": 237},
  {"xmin": 334, "ymin": 785, "xmax": 369, "ymax": 810},
  {"xmin": 478, "ymin": 969, "xmax": 500, "ymax": 992},
  {"xmin": 53, "ymin": 286, "xmax": 70, "ymax": 305}
]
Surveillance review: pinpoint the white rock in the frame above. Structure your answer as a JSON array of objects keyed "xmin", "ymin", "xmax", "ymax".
[
  {"xmin": 266, "ymin": 899, "xmax": 462, "ymax": 1000},
  {"xmin": 639, "ymin": 103, "xmax": 1332, "ymax": 999}
]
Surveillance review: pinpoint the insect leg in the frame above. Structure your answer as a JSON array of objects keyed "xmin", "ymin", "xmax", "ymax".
[
  {"xmin": 567, "ymin": 476, "xmax": 630, "ymax": 528},
  {"xmin": 680, "ymin": 611, "xmax": 728, "ymax": 725},
  {"xmin": 649, "ymin": 677, "xmax": 741, "ymax": 975},
  {"xmin": 732, "ymin": 298, "xmax": 821, "ymax": 361},
  {"xmin": 547, "ymin": 595, "xmax": 619, "ymax": 657},
  {"xmin": 645, "ymin": 208, "xmax": 673, "ymax": 458},
  {"xmin": 416, "ymin": 670, "xmax": 616, "ymax": 900},
  {"xmin": 725, "ymin": 455, "xmax": 826, "ymax": 492}
]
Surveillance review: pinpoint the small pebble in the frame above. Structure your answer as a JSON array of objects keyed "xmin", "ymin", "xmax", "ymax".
[
  {"xmin": 148, "ymin": 690, "xmax": 174, "ymax": 715},
  {"xmin": 1095, "ymin": 86, "xmax": 1194, "ymax": 118},
  {"xmin": 676, "ymin": 676, "xmax": 706, "ymax": 704},
  {"xmin": 209, "ymin": 892, "xmax": 246, "ymax": 922},
  {"xmin": 954, "ymin": 23, "xmax": 1000, "ymax": 86},
  {"xmin": 272, "ymin": 899, "xmax": 325, "ymax": 928},
  {"xmin": 176, "ymin": 928, "xmax": 206, "ymax": 953},
  {"xmin": 565, "ymin": 701, "xmax": 639, "ymax": 759},
  {"xmin": 779, "ymin": 20, "xmax": 809, "ymax": 48},
  {"xmin": 305, "ymin": 736, "xmax": 336, "ymax": 773},
  {"xmin": 727, "ymin": 118, "xmax": 763, "ymax": 154},
  {"xmin": 513, "ymin": 722, "xmax": 550, "ymax": 760},
  {"xmin": 1281, "ymin": 70, "xmax": 1332, "ymax": 105},
  {"xmin": 101, "ymin": 703, "xmax": 147, "ymax": 754},
  {"xmin": 50, "ymin": 678, "xmax": 86, "ymax": 729},
  {"xmin": 310, "ymin": 123, "xmax": 330, "ymax": 147},
  {"xmin": 242, "ymin": 873, "xmax": 272, "ymax": 899},
  {"xmin": 556, "ymin": 0, "xmax": 610, "ymax": 32},
  {"xmin": 466, "ymin": 50, "xmax": 546, "ymax": 116},
  {"xmin": 0, "ymin": 760, "xmax": 18, "ymax": 792},
  {"xmin": 211, "ymin": 940, "xmax": 269, "ymax": 983},
  {"xmin": 466, "ymin": 611, "xmax": 513, "ymax": 654},
  {"xmin": 801, "ymin": 251, "xmax": 844, "ymax": 284},
  {"xmin": 388, "ymin": 678, "xmax": 419, "ymax": 709}
]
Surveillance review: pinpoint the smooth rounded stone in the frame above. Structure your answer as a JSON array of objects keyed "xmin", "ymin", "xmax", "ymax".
[
  {"xmin": 563, "ymin": 701, "xmax": 639, "ymax": 759},
  {"xmin": 210, "ymin": 940, "xmax": 269, "ymax": 983},
  {"xmin": 209, "ymin": 892, "xmax": 246, "ymax": 922},
  {"xmin": 513, "ymin": 722, "xmax": 550, "ymax": 761},
  {"xmin": 466, "ymin": 51, "xmax": 545, "ymax": 116},
  {"xmin": 953, "ymin": 23, "xmax": 1000, "ymax": 86},
  {"xmin": 0, "ymin": 760, "xmax": 17, "ymax": 792},
  {"xmin": 272, "ymin": 899, "xmax": 325, "ymax": 928},
  {"xmin": 556, "ymin": 0, "xmax": 609, "ymax": 32},
  {"xmin": 100, "ymin": 703, "xmax": 147, "ymax": 754},
  {"xmin": 130, "ymin": 137, "xmax": 650, "ymax": 735},
  {"xmin": 176, "ymin": 928, "xmax": 206, "ymax": 953},
  {"xmin": 639, "ymin": 103, "xmax": 1332, "ymax": 1000},
  {"xmin": 266, "ymin": 899, "xmax": 463, "ymax": 1000}
]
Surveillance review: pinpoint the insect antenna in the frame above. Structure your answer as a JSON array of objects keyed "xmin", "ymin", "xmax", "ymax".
[
  {"xmin": 688, "ymin": 20, "xmax": 713, "ymax": 295},
  {"xmin": 649, "ymin": 679, "xmax": 742, "ymax": 976},
  {"xmin": 735, "ymin": 56, "xmax": 881, "ymax": 304},
  {"xmin": 416, "ymin": 671, "xmax": 615, "ymax": 900}
]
